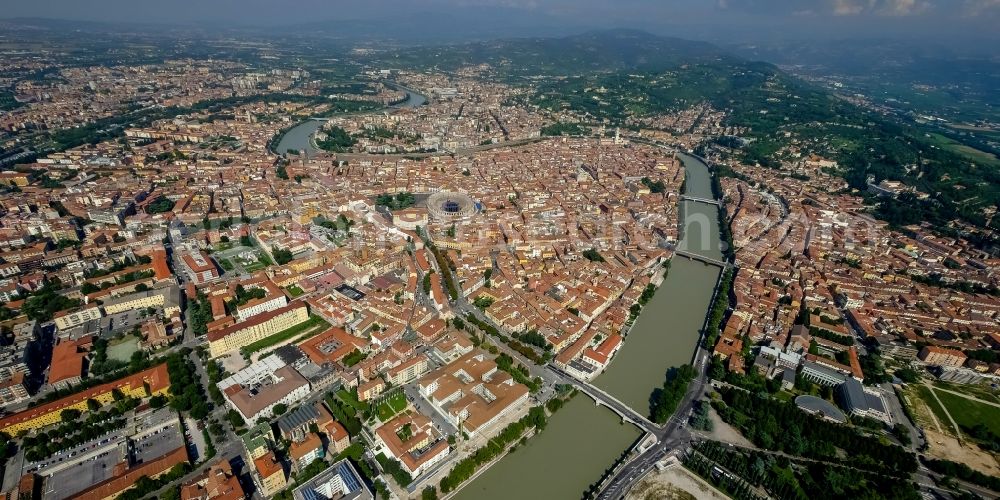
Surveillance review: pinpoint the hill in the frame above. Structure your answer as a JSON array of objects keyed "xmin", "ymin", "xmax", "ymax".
[{"xmin": 381, "ymin": 30, "xmax": 999, "ymax": 233}]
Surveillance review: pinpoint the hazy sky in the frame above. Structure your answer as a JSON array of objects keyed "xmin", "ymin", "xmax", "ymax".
[{"xmin": 5, "ymin": 0, "xmax": 1000, "ymax": 41}]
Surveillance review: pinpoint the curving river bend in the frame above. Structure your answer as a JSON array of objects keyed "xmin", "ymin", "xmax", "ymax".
[{"xmin": 274, "ymin": 83, "xmax": 426, "ymax": 156}]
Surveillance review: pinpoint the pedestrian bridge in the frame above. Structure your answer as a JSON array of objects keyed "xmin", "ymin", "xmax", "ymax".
[{"xmin": 680, "ymin": 195, "xmax": 723, "ymax": 207}]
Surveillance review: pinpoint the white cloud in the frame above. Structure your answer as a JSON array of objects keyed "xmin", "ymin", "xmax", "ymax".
[
  {"xmin": 831, "ymin": 0, "xmax": 932, "ymax": 15},
  {"xmin": 962, "ymin": 0, "xmax": 1000, "ymax": 15},
  {"xmin": 879, "ymin": 0, "xmax": 930, "ymax": 15},
  {"xmin": 832, "ymin": 0, "xmax": 867, "ymax": 15}
]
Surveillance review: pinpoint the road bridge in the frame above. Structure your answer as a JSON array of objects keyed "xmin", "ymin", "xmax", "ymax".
[
  {"xmin": 573, "ymin": 382, "xmax": 660, "ymax": 436},
  {"xmin": 674, "ymin": 250, "xmax": 736, "ymax": 270},
  {"xmin": 548, "ymin": 366, "xmax": 661, "ymax": 436}
]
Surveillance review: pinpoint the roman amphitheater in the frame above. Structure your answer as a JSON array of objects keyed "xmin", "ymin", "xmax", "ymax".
[{"xmin": 426, "ymin": 190, "xmax": 478, "ymax": 221}]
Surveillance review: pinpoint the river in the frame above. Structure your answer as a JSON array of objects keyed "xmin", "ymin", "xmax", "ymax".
[
  {"xmin": 453, "ymin": 396, "xmax": 642, "ymax": 500},
  {"xmin": 273, "ymin": 83, "xmax": 426, "ymax": 156},
  {"xmin": 454, "ymin": 152, "xmax": 725, "ymax": 500}
]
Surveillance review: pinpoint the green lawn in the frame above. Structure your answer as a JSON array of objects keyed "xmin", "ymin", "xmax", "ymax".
[
  {"xmin": 218, "ymin": 258, "xmax": 235, "ymax": 271},
  {"xmin": 376, "ymin": 391, "xmax": 407, "ymax": 421},
  {"xmin": 927, "ymin": 133, "xmax": 1000, "ymax": 166},
  {"xmin": 337, "ymin": 389, "xmax": 370, "ymax": 413},
  {"xmin": 933, "ymin": 381, "xmax": 1000, "ymax": 404},
  {"xmin": 774, "ymin": 390, "xmax": 795, "ymax": 403},
  {"xmin": 239, "ymin": 315, "xmax": 329, "ymax": 357},
  {"xmin": 934, "ymin": 389, "xmax": 1000, "ymax": 436},
  {"xmin": 914, "ymin": 385, "xmax": 959, "ymax": 435},
  {"xmin": 286, "ymin": 285, "xmax": 304, "ymax": 297},
  {"xmin": 243, "ymin": 260, "xmax": 266, "ymax": 273}
]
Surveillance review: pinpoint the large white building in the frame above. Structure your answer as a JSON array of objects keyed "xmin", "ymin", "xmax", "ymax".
[
  {"xmin": 217, "ymin": 357, "xmax": 311, "ymax": 422},
  {"xmin": 417, "ymin": 350, "xmax": 530, "ymax": 438},
  {"xmin": 292, "ymin": 460, "xmax": 373, "ymax": 500},
  {"xmin": 236, "ymin": 294, "xmax": 288, "ymax": 322}
]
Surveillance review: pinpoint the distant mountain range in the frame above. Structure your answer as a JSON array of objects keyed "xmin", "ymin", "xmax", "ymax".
[{"xmin": 372, "ymin": 29, "xmax": 736, "ymax": 76}]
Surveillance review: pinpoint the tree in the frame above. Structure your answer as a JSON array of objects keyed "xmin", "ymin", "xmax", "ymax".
[
  {"xmin": 422, "ymin": 486, "xmax": 439, "ymax": 500},
  {"xmin": 893, "ymin": 423, "xmax": 912, "ymax": 446},
  {"xmin": 582, "ymin": 248, "xmax": 605, "ymax": 262},
  {"xmin": 895, "ymin": 367, "xmax": 920, "ymax": 383},
  {"xmin": 708, "ymin": 355, "xmax": 726, "ymax": 380},
  {"xmin": 86, "ymin": 399, "xmax": 101, "ymax": 412},
  {"xmin": 422, "ymin": 272, "xmax": 432, "ymax": 295},
  {"xmin": 149, "ymin": 394, "xmax": 168, "ymax": 408},
  {"xmin": 146, "ymin": 195, "xmax": 175, "ymax": 214},
  {"xmin": 191, "ymin": 402, "xmax": 210, "ymax": 420},
  {"xmin": 272, "ymin": 247, "xmax": 293, "ymax": 265},
  {"xmin": 649, "ymin": 365, "xmax": 696, "ymax": 424},
  {"xmin": 22, "ymin": 284, "xmax": 81, "ymax": 321},
  {"xmin": 316, "ymin": 126, "xmax": 356, "ymax": 153},
  {"xmin": 61, "ymin": 409, "xmax": 81, "ymax": 422},
  {"xmin": 273, "ymin": 403, "xmax": 288, "ymax": 416},
  {"xmin": 690, "ymin": 401, "xmax": 713, "ymax": 431},
  {"xmin": 228, "ymin": 409, "xmax": 246, "ymax": 429}
]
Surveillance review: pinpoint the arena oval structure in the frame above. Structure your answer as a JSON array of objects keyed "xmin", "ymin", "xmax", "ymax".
[{"xmin": 427, "ymin": 191, "xmax": 478, "ymax": 221}]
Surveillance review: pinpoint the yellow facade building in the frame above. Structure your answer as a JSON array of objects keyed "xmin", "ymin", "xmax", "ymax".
[{"xmin": 207, "ymin": 302, "xmax": 309, "ymax": 357}]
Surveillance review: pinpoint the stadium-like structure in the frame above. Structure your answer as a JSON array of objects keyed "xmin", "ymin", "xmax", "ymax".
[{"xmin": 427, "ymin": 191, "xmax": 477, "ymax": 221}]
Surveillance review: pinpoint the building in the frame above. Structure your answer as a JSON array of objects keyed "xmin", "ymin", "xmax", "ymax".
[
  {"xmin": 218, "ymin": 357, "xmax": 311, "ymax": 422},
  {"xmin": 180, "ymin": 459, "xmax": 245, "ymax": 500},
  {"xmin": 324, "ymin": 418, "xmax": 351, "ymax": 456},
  {"xmin": 794, "ymin": 395, "xmax": 847, "ymax": 423},
  {"xmin": 836, "ymin": 377, "xmax": 892, "ymax": 425},
  {"xmin": 236, "ymin": 293, "xmax": 288, "ymax": 322},
  {"xmin": 431, "ymin": 331, "xmax": 473, "ymax": 362},
  {"xmin": 358, "ymin": 378, "xmax": 385, "ymax": 402},
  {"xmin": 0, "ymin": 367, "xmax": 29, "ymax": 406},
  {"xmin": 242, "ymin": 422, "xmax": 276, "ymax": 460},
  {"xmin": 101, "ymin": 284, "xmax": 181, "ymax": 316},
  {"xmin": 53, "ymin": 306, "xmax": 103, "ymax": 332},
  {"xmin": 292, "ymin": 459, "xmax": 373, "ymax": 500},
  {"xmin": 0, "ymin": 363, "xmax": 170, "ymax": 434},
  {"xmin": 207, "ymin": 302, "xmax": 309, "ymax": 357},
  {"xmin": 579, "ymin": 333, "xmax": 623, "ymax": 373},
  {"xmin": 386, "ymin": 354, "xmax": 430, "ymax": 385},
  {"xmin": 800, "ymin": 359, "xmax": 846, "ymax": 387},
  {"xmin": 276, "ymin": 404, "xmax": 325, "ymax": 442},
  {"xmin": 918, "ymin": 346, "xmax": 967, "ymax": 368},
  {"xmin": 392, "ymin": 208, "xmax": 429, "ymax": 231},
  {"xmin": 372, "ymin": 412, "xmax": 450, "ymax": 478},
  {"xmin": 87, "ymin": 199, "xmax": 134, "ymax": 226},
  {"xmin": 182, "ymin": 251, "xmax": 221, "ymax": 285},
  {"xmin": 417, "ymin": 350, "xmax": 530, "ymax": 437},
  {"xmin": 289, "ymin": 432, "xmax": 325, "ymax": 473},
  {"xmin": 253, "ymin": 451, "xmax": 287, "ymax": 498},
  {"xmin": 47, "ymin": 335, "xmax": 91, "ymax": 388}
]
